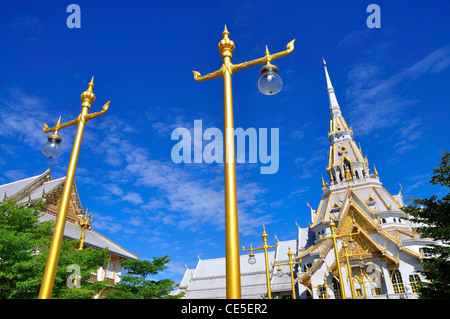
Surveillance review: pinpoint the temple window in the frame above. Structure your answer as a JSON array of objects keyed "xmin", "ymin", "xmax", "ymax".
[
  {"xmin": 390, "ymin": 270, "xmax": 405, "ymax": 294},
  {"xmin": 317, "ymin": 285, "xmax": 328, "ymax": 299},
  {"xmin": 374, "ymin": 287, "xmax": 382, "ymax": 295},
  {"xmin": 332, "ymin": 278, "xmax": 342, "ymax": 299},
  {"xmin": 409, "ymin": 274, "xmax": 421, "ymax": 293}
]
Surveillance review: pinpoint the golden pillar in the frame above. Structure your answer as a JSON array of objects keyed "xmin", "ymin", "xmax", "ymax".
[
  {"xmin": 38, "ymin": 78, "xmax": 109, "ymax": 299},
  {"xmin": 193, "ymin": 26, "xmax": 294, "ymax": 298}
]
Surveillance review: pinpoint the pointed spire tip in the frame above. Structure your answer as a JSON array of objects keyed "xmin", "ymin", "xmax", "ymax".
[
  {"xmin": 222, "ymin": 24, "xmax": 229, "ymax": 37},
  {"xmin": 87, "ymin": 76, "xmax": 95, "ymax": 90}
]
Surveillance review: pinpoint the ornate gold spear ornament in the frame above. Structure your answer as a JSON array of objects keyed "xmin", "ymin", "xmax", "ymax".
[{"xmin": 78, "ymin": 208, "xmax": 93, "ymax": 250}]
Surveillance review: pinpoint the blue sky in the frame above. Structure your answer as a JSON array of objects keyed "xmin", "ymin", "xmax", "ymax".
[{"xmin": 0, "ymin": 0, "xmax": 449, "ymax": 283}]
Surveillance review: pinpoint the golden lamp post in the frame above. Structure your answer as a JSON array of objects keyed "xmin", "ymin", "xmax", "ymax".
[
  {"xmin": 272, "ymin": 247, "xmax": 302, "ymax": 299},
  {"xmin": 193, "ymin": 25, "xmax": 294, "ymax": 299},
  {"xmin": 342, "ymin": 236, "xmax": 359, "ymax": 299},
  {"xmin": 319, "ymin": 218, "xmax": 360, "ymax": 299},
  {"xmin": 355, "ymin": 262, "xmax": 369, "ymax": 298},
  {"xmin": 313, "ymin": 273, "xmax": 334, "ymax": 299},
  {"xmin": 38, "ymin": 78, "xmax": 109, "ymax": 299},
  {"xmin": 242, "ymin": 226, "xmax": 279, "ymax": 299}
]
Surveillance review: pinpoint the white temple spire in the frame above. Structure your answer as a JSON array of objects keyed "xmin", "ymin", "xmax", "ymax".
[
  {"xmin": 323, "ymin": 59, "xmax": 369, "ymax": 185},
  {"xmin": 323, "ymin": 58, "xmax": 341, "ymax": 117}
]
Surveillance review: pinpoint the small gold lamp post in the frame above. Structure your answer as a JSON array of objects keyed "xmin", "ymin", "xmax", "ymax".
[
  {"xmin": 38, "ymin": 78, "xmax": 109, "ymax": 299},
  {"xmin": 272, "ymin": 247, "xmax": 302, "ymax": 299},
  {"xmin": 355, "ymin": 260, "xmax": 369, "ymax": 298},
  {"xmin": 193, "ymin": 26, "xmax": 294, "ymax": 299},
  {"xmin": 319, "ymin": 218, "xmax": 360, "ymax": 299},
  {"xmin": 242, "ymin": 226, "xmax": 279, "ymax": 299},
  {"xmin": 313, "ymin": 273, "xmax": 334, "ymax": 299},
  {"xmin": 342, "ymin": 237, "xmax": 358, "ymax": 299}
]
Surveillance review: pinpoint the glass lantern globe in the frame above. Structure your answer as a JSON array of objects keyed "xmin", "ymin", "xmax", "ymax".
[
  {"xmin": 258, "ymin": 64, "xmax": 283, "ymax": 95},
  {"xmin": 248, "ymin": 253, "xmax": 256, "ymax": 265},
  {"xmin": 276, "ymin": 267, "xmax": 283, "ymax": 277},
  {"xmin": 42, "ymin": 134, "xmax": 62, "ymax": 159}
]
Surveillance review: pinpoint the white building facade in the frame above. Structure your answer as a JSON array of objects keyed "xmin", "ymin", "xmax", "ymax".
[{"xmin": 178, "ymin": 60, "xmax": 434, "ymax": 299}]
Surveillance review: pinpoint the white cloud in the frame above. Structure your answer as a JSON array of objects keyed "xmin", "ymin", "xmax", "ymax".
[
  {"xmin": 92, "ymin": 214, "xmax": 123, "ymax": 234},
  {"xmin": 0, "ymin": 89, "xmax": 52, "ymax": 149},
  {"xmin": 123, "ymin": 192, "xmax": 144, "ymax": 205},
  {"xmin": 123, "ymin": 149, "xmax": 273, "ymax": 234},
  {"xmin": 293, "ymin": 149, "xmax": 327, "ymax": 181},
  {"xmin": 81, "ymin": 108, "xmax": 278, "ymax": 237},
  {"xmin": 345, "ymin": 43, "xmax": 450, "ymax": 138},
  {"xmin": 393, "ymin": 118, "xmax": 424, "ymax": 155}
]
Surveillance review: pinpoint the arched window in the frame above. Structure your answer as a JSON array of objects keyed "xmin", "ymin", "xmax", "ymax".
[
  {"xmin": 409, "ymin": 274, "xmax": 421, "ymax": 293},
  {"xmin": 343, "ymin": 159, "xmax": 351, "ymax": 172},
  {"xmin": 390, "ymin": 270, "xmax": 405, "ymax": 294},
  {"xmin": 332, "ymin": 278, "xmax": 342, "ymax": 299}
]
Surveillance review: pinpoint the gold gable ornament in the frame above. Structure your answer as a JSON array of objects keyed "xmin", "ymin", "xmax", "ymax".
[{"xmin": 77, "ymin": 208, "xmax": 93, "ymax": 250}]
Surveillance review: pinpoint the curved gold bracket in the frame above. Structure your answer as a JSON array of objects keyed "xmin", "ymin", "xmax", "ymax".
[
  {"xmin": 232, "ymin": 39, "xmax": 295, "ymax": 73},
  {"xmin": 43, "ymin": 101, "xmax": 110, "ymax": 133},
  {"xmin": 192, "ymin": 68, "xmax": 223, "ymax": 82},
  {"xmin": 83, "ymin": 101, "xmax": 110, "ymax": 122},
  {"xmin": 193, "ymin": 38, "xmax": 295, "ymax": 82}
]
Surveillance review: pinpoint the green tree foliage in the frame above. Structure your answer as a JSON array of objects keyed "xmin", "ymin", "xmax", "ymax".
[
  {"xmin": 104, "ymin": 256, "xmax": 184, "ymax": 299},
  {"xmin": 0, "ymin": 199, "xmax": 109, "ymax": 299},
  {"xmin": 402, "ymin": 152, "xmax": 450, "ymax": 298}
]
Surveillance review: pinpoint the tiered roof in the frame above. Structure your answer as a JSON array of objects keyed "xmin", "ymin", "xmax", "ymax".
[{"xmin": 0, "ymin": 168, "xmax": 137, "ymax": 260}]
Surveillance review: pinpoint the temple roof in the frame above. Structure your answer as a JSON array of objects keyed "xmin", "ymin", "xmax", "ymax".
[
  {"xmin": 0, "ymin": 169, "xmax": 52, "ymax": 201},
  {"xmin": 180, "ymin": 239, "xmax": 299, "ymax": 299},
  {"xmin": 39, "ymin": 213, "xmax": 137, "ymax": 259},
  {"xmin": 0, "ymin": 168, "xmax": 137, "ymax": 260}
]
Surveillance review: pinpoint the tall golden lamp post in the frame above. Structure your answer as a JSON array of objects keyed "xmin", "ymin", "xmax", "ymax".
[
  {"xmin": 319, "ymin": 218, "xmax": 360, "ymax": 299},
  {"xmin": 242, "ymin": 226, "xmax": 279, "ymax": 299},
  {"xmin": 38, "ymin": 78, "xmax": 110, "ymax": 299},
  {"xmin": 342, "ymin": 237, "xmax": 358, "ymax": 299},
  {"xmin": 193, "ymin": 25, "xmax": 295, "ymax": 299},
  {"xmin": 272, "ymin": 247, "xmax": 302, "ymax": 299}
]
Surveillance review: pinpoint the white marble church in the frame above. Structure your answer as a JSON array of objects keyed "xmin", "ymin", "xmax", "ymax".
[{"xmin": 177, "ymin": 60, "xmax": 434, "ymax": 299}]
